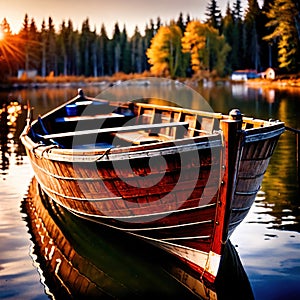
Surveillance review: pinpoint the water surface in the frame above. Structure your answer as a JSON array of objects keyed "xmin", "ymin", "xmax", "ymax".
[{"xmin": 0, "ymin": 83, "xmax": 299, "ymax": 299}]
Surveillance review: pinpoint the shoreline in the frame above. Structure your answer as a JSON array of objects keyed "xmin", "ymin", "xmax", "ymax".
[
  {"xmin": 245, "ymin": 78, "xmax": 300, "ymax": 89},
  {"xmin": 1, "ymin": 75, "xmax": 300, "ymax": 91}
]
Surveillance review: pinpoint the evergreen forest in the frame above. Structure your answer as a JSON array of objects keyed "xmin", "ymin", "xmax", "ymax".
[{"xmin": 0, "ymin": 0, "xmax": 299, "ymax": 80}]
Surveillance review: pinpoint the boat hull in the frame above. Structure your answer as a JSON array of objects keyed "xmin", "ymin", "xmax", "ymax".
[
  {"xmin": 23, "ymin": 134, "xmax": 225, "ymax": 283},
  {"xmin": 20, "ymin": 92, "xmax": 285, "ymax": 284}
]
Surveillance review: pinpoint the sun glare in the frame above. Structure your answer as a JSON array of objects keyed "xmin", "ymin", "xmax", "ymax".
[{"xmin": 0, "ymin": 30, "xmax": 4, "ymax": 41}]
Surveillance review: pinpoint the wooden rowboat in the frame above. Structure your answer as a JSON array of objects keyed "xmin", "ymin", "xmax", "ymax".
[{"xmin": 20, "ymin": 89, "xmax": 285, "ymax": 285}]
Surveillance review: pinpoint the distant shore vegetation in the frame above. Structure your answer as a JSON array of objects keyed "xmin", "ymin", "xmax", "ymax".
[{"xmin": 0, "ymin": 0, "xmax": 299, "ymax": 84}]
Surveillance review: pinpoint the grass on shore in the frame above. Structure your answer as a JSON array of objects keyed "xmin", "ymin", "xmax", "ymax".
[
  {"xmin": 7, "ymin": 71, "xmax": 153, "ymax": 85},
  {"xmin": 4, "ymin": 71, "xmax": 300, "ymax": 89}
]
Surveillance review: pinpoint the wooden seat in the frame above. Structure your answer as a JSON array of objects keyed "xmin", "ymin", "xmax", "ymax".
[
  {"xmin": 55, "ymin": 113, "xmax": 124, "ymax": 123},
  {"xmin": 115, "ymin": 131, "xmax": 171, "ymax": 145},
  {"xmin": 42, "ymin": 121, "xmax": 189, "ymax": 140}
]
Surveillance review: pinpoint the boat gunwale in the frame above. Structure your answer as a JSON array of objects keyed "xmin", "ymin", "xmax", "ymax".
[
  {"xmin": 21, "ymin": 121, "xmax": 285, "ymax": 163},
  {"xmin": 21, "ymin": 92, "xmax": 285, "ymax": 161},
  {"xmin": 21, "ymin": 128, "xmax": 223, "ymax": 162}
]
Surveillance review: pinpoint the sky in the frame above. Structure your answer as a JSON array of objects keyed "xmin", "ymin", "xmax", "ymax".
[{"xmin": 0, "ymin": 0, "xmax": 251, "ymax": 37}]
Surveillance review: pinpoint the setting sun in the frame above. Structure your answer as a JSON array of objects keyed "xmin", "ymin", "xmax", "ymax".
[{"xmin": 0, "ymin": 30, "xmax": 4, "ymax": 40}]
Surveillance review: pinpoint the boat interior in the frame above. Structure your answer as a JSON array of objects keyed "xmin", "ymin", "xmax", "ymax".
[{"xmin": 28, "ymin": 92, "xmax": 277, "ymax": 150}]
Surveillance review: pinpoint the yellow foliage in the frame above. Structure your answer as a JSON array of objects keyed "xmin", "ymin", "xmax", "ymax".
[
  {"xmin": 181, "ymin": 21, "xmax": 207, "ymax": 73},
  {"xmin": 146, "ymin": 24, "xmax": 182, "ymax": 77}
]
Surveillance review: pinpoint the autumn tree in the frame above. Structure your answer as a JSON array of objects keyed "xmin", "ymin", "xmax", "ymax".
[
  {"xmin": 182, "ymin": 20, "xmax": 230, "ymax": 76},
  {"xmin": 146, "ymin": 22, "xmax": 183, "ymax": 77},
  {"xmin": 182, "ymin": 21, "xmax": 206, "ymax": 74}
]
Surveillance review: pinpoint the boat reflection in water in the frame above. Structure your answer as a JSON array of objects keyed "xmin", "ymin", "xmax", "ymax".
[{"xmin": 22, "ymin": 177, "xmax": 254, "ymax": 299}]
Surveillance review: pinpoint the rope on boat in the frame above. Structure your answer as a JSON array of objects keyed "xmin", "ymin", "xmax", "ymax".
[
  {"xmin": 41, "ymin": 145, "xmax": 59, "ymax": 156},
  {"xmin": 285, "ymin": 126, "xmax": 300, "ymax": 134},
  {"xmin": 95, "ymin": 147, "xmax": 113, "ymax": 161},
  {"xmin": 32, "ymin": 143, "xmax": 59, "ymax": 158},
  {"xmin": 32, "ymin": 143, "xmax": 46, "ymax": 157}
]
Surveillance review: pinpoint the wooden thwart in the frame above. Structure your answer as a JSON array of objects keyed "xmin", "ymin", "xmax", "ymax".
[
  {"xmin": 42, "ymin": 121, "xmax": 189, "ymax": 140},
  {"xmin": 55, "ymin": 113, "xmax": 124, "ymax": 123}
]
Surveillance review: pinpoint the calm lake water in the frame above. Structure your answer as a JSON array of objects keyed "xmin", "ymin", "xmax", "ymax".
[{"xmin": 0, "ymin": 82, "xmax": 299, "ymax": 299}]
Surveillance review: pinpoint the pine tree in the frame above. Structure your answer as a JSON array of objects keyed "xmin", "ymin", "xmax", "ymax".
[
  {"xmin": 232, "ymin": 0, "xmax": 245, "ymax": 69},
  {"xmin": 28, "ymin": 18, "xmax": 40, "ymax": 71},
  {"xmin": 40, "ymin": 20, "xmax": 47, "ymax": 77},
  {"xmin": 99, "ymin": 24, "xmax": 109, "ymax": 76},
  {"xmin": 131, "ymin": 26, "xmax": 143, "ymax": 73},
  {"xmin": 57, "ymin": 20, "xmax": 68, "ymax": 75},
  {"xmin": 19, "ymin": 14, "xmax": 30, "ymax": 71},
  {"xmin": 156, "ymin": 17, "xmax": 162, "ymax": 34},
  {"xmin": 112, "ymin": 22, "xmax": 121, "ymax": 74},
  {"xmin": 264, "ymin": 0, "xmax": 299, "ymax": 71},
  {"xmin": 80, "ymin": 18, "xmax": 92, "ymax": 76},
  {"xmin": 176, "ymin": 12, "xmax": 186, "ymax": 32},
  {"xmin": 46, "ymin": 17, "xmax": 57, "ymax": 75},
  {"xmin": 205, "ymin": 0, "xmax": 222, "ymax": 31},
  {"xmin": 295, "ymin": 0, "xmax": 300, "ymax": 42},
  {"xmin": 120, "ymin": 26, "xmax": 131, "ymax": 73},
  {"xmin": 244, "ymin": 0, "xmax": 262, "ymax": 70},
  {"xmin": 91, "ymin": 27, "xmax": 98, "ymax": 77},
  {"xmin": 222, "ymin": 2, "xmax": 235, "ymax": 74}
]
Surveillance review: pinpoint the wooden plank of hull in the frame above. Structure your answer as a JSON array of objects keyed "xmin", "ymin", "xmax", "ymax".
[
  {"xmin": 228, "ymin": 135, "xmax": 282, "ymax": 235},
  {"xmin": 32, "ymin": 180, "xmax": 219, "ymax": 224},
  {"xmin": 26, "ymin": 144, "xmax": 222, "ymax": 218}
]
